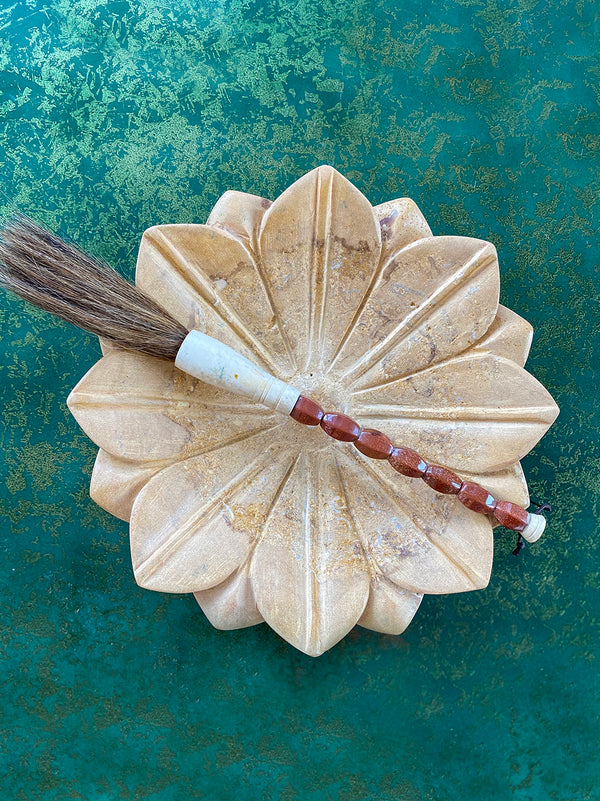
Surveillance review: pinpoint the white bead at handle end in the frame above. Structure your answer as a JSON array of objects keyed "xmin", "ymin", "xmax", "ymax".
[{"xmin": 521, "ymin": 513, "xmax": 546, "ymax": 543}]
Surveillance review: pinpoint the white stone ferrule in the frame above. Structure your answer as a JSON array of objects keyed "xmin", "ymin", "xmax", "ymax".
[
  {"xmin": 175, "ymin": 329, "xmax": 301, "ymax": 415},
  {"xmin": 520, "ymin": 513, "xmax": 546, "ymax": 543}
]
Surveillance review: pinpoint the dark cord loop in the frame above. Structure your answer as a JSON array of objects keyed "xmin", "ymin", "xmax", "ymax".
[{"xmin": 512, "ymin": 502, "xmax": 552, "ymax": 556}]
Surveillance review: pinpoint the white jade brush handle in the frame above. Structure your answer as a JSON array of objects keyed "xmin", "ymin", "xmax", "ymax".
[
  {"xmin": 175, "ymin": 330, "xmax": 300, "ymax": 414},
  {"xmin": 175, "ymin": 331, "xmax": 547, "ymax": 543}
]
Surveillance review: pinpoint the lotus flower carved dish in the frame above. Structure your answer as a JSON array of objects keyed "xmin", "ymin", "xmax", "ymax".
[{"xmin": 67, "ymin": 166, "xmax": 559, "ymax": 656}]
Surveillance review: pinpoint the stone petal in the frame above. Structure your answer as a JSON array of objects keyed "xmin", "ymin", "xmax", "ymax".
[
  {"xmin": 338, "ymin": 452, "xmax": 494, "ymax": 595},
  {"xmin": 353, "ymin": 352, "xmax": 559, "ymax": 473},
  {"xmin": 330, "ymin": 236, "xmax": 500, "ymax": 389},
  {"xmin": 194, "ymin": 564, "xmax": 264, "ymax": 629},
  {"xmin": 130, "ymin": 427, "xmax": 292, "ymax": 593},
  {"xmin": 90, "ymin": 449, "xmax": 168, "ymax": 522},
  {"xmin": 373, "ymin": 197, "xmax": 433, "ymax": 264},
  {"xmin": 250, "ymin": 450, "xmax": 370, "ymax": 657},
  {"xmin": 358, "ymin": 577, "xmax": 423, "ymax": 635},
  {"xmin": 206, "ymin": 190, "xmax": 272, "ymax": 250},
  {"xmin": 98, "ymin": 336, "xmax": 119, "ymax": 356},
  {"xmin": 472, "ymin": 304, "xmax": 533, "ymax": 367},
  {"xmin": 258, "ymin": 165, "xmax": 382, "ymax": 373},
  {"xmin": 67, "ymin": 349, "xmax": 280, "ymax": 462},
  {"xmin": 136, "ymin": 223, "xmax": 295, "ymax": 377}
]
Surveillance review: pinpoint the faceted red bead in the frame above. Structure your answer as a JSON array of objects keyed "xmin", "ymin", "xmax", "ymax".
[
  {"xmin": 494, "ymin": 501, "xmax": 530, "ymax": 532},
  {"xmin": 354, "ymin": 428, "xmax": 394, "ymax": 459},
  {"xmin": 457, "ymin": 482, "xmax": 497, "ymax": 514},
  {"xmin": 320, "ymin": 413, "xmax": 361, "ymax": 442},
  {"xmin": 290, "ymin": 395, "xmax": 324, "ymax": 426},
  {"xmin": 423, "ymin": 465, "xmax": 462, "ymax": 494},
  {"xmin": 388, "ymin": 447, "xmax": 427, "ymax": 478}
]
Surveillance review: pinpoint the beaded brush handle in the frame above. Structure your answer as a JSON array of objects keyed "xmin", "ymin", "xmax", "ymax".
[{"xmin": 176, "ymin": 330, "xmax": 547, "ymax": 544}]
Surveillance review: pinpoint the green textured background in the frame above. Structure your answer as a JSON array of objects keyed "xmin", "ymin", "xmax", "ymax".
[{"xmin": 0, "ymin": 1, "xmax": 598, "ymax": 798}]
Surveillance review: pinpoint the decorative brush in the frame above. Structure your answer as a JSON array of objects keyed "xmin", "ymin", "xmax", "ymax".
[{"xmin": 0, "ymin": 214, "xmax": 547, "ymax": 545}]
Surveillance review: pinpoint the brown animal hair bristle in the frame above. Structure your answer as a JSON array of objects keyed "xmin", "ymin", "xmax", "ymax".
[{"xmin": 0, "ymin": 215, "xmax": 188, "ymax": 360}]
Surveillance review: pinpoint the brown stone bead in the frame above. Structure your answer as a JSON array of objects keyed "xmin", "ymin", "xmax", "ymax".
[
  {"xmin": 494, "ymin": 501, "xmax": 530, "ymax": 532},
  {"xmin": 457, "ymin": 482, "xmax": 497, "ymax": 514},
  {"xmin": 423, "ymin": 465, "xmax": 462, "ymax": 494},
  {"xmin": 388, "ymin": 447, "xmax": 427, "ymax": 478},
  {"xmin": 290, "ymin": 395, "xmax": 324, "ymax": 426},
  {"xmin": 320, "ymin": 412, "xmax": 361, "ymax": 442},
  {"xmin": 354, "ymin": 428, "xmax": 393, "ymax": 459}
]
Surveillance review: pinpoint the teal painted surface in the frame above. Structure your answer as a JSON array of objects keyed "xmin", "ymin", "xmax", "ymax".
[{"xmin": 0, "ymin": 0, "xmax": 598, "ymax": 798}]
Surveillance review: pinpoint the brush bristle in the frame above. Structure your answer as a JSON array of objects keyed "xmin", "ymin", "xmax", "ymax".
[{"xmin": 0, "ymin": 215, "xmax": 188, "ymax": 359}]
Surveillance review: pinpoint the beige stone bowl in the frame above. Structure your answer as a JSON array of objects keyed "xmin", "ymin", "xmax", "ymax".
[{"xmin": 67, "ymin": 166, "xmax": 559, "ymax": 656}]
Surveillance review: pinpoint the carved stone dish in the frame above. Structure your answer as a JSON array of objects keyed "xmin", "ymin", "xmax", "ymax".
[{"xmin": 67, "ymin": 166, "xmax": 559, "ymax": 656}]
